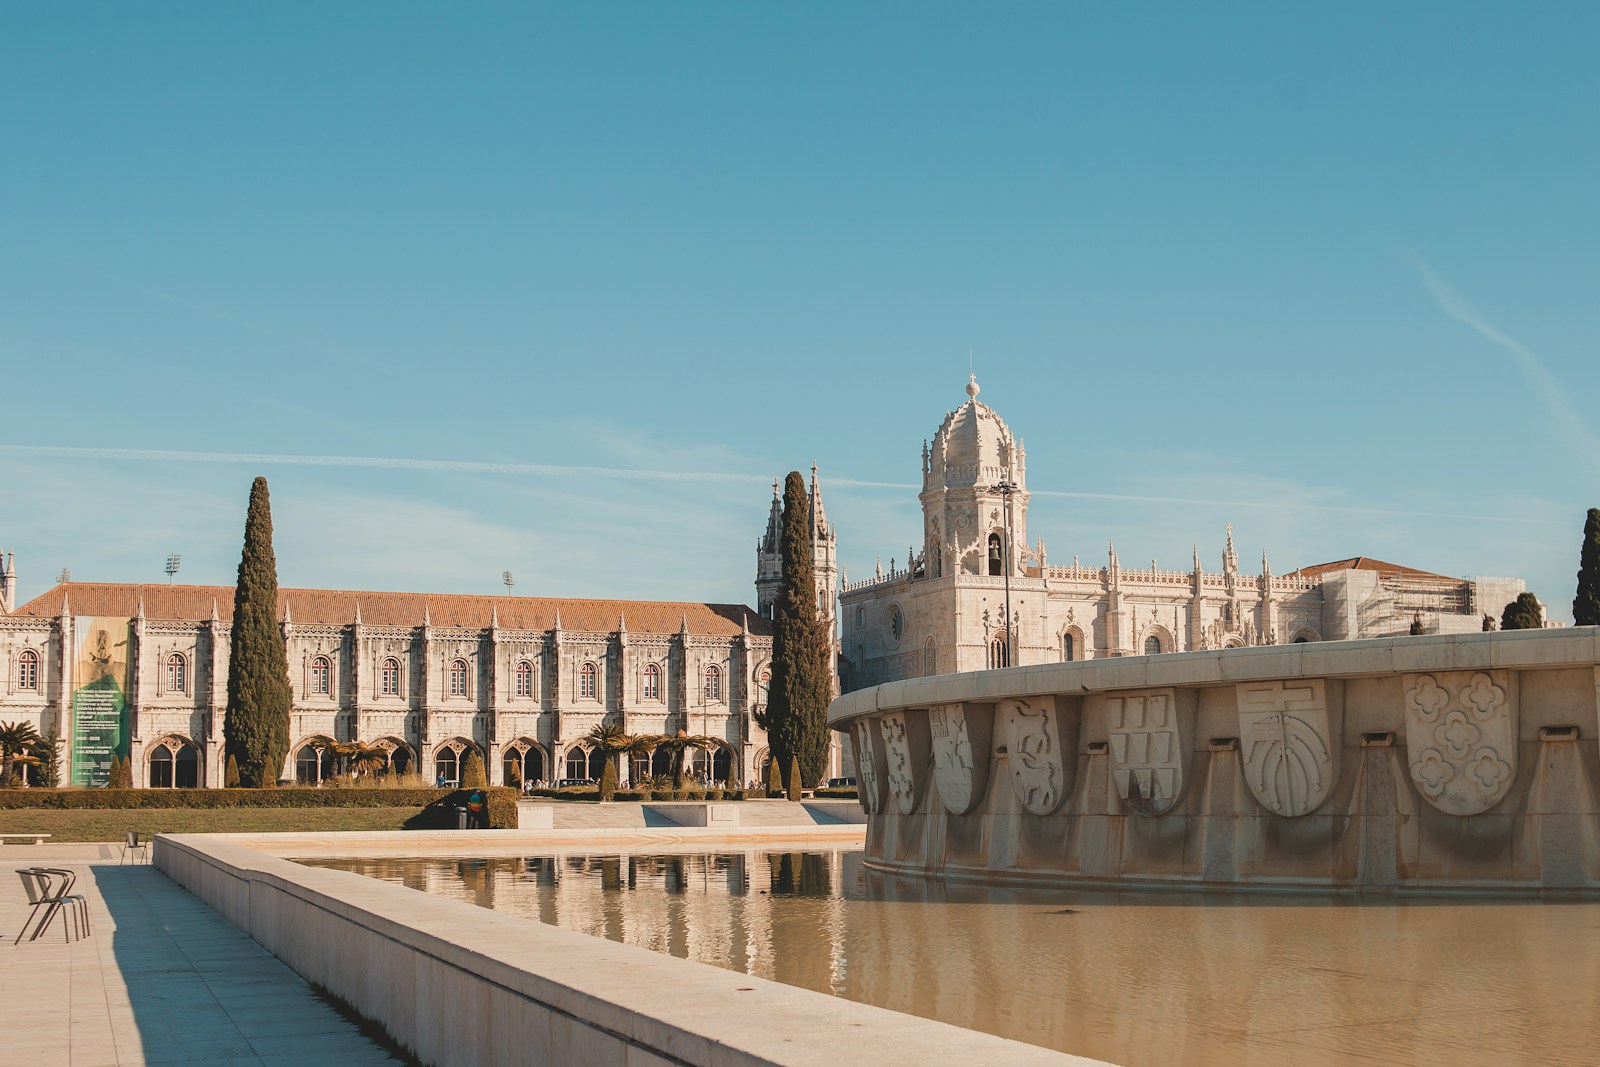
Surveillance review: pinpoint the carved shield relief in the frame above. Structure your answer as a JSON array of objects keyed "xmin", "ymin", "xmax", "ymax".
[
  {"xmin": 1107, "ymin": 688, "xmax": 1190, "ymax": 816},
  {"xmin": 1403, "ymin": 671, "xmax": 1518, "ymax": 816},
  {"xmin": 1236, "ymin": 679, "xmax": 1338, "ymax": 816},
  {"xmin": 1001, "ymin": 696, "xmax": 1070, "ymax": 815},
  {"xmin": 852, "ymin": 719, "xmax": 886, "ymax": 814},
  {"xmin": 878, "ymin": 711, "xmax": 932, "ymax": 815},
  {"xmin": 929, "ymin": 703, "xmax": 993, "ymax": 815}
]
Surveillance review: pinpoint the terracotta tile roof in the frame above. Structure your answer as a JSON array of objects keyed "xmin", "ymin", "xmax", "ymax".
[
  {"xmin": 1288, "ymin": 557, "xmax": 1458, "ymax": 583},
  {"xmin": 11, "ymin": 583, "xmax": 772, "ymax": 637}
]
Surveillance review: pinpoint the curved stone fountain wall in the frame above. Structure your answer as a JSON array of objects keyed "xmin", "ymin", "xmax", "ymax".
[{"xmin": 828, "ymin": 629, "xmax": 1600, "ymax": 892}]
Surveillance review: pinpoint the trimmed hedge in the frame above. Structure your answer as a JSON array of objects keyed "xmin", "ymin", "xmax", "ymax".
[
  {"xmin": 813, "ymin": 787, "xmax": 858, "ymax": 799},
  {"xmin": 0, "ymin": 787, "xmax": 521, "ymax": 829},
  {"xmin": 523, "ymin": 787, "xmax": 752, "ymax": 802}
]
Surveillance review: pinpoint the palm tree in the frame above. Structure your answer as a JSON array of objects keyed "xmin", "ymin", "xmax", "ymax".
[
  {"xmin": 0, "ymin": 721, "xmax": 43, "ymax": 787},
  {"xmin": 649, "ymin": 732, "xmax": 712, "ymax": 790},
  {"xmin": 313, "ymin": 738, "xmax": 392, "ymax": 781},
  {"xmin": 587, "ymin": 723, "xmax": 649, "ymax": 784}
]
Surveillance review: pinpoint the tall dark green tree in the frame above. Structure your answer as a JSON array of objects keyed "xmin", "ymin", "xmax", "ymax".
[
  {"xmin": 1574, "ymin": 507, "xmax": 1600, "ymax": 627},
  {"xmin": 224, "ymin": 477, "xmax": 293, "ymax": 787},
  {"xmin": 756, "ymin": 471, "xmax": 834, "ymax": 787},
  {"xmin": 1500, "ymin": 592, "xmax": 1545, "ymax": 631}
]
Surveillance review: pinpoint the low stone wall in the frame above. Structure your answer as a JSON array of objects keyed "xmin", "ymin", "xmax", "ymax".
[
  {"xmin": 829, "ymin": 629, "xmax": 1600, "ymax": 892},
  {"xmin": 155, "ymin": 834, "xmax": 1098, "ymax": 1066}
]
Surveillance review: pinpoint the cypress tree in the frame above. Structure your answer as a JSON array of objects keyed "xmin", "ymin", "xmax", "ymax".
[
  {"xmin": 599, "ymin": 759, "xmax": 618, "ymax": 801},
  {"xmin": 224, "ymin": 754, "xmax": 240, "ymax": 788},
  {"xmin": 758, "ymin": 471, "xmax": 834, "ymax": 789},
  {"xmin": 224, "ymin": 477, "xmax": 293, "ymax": 788},
  {"xmin": 787, "ymin": 758, "xmax": 802, "ymax": 802},
  {"xmin": 766, "ymin": 756, "xmax": 782, "ymax": 798},
  {"xmin": 460, "ymin": 750, "xmax": 487, "ymax": 788},
  {"xmin": 1575, "ymin": 508, "xmax": 1600, "ymax": 627},
  {"xmin": 1501, "ymin": 592, "xmax": 1545, "ymax": 631}
]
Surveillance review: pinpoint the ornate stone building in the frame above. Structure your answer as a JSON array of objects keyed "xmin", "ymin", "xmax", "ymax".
[
  {"xmin": 1, "ymin": 583, "xmax": 776, "ymax": 790},
  {"xmin": 839, "ymin": 376, "xmax": 1531, "ymax": 689}
]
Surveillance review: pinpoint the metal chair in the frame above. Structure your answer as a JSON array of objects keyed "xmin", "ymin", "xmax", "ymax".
[
  {"xmin": 14, "ymin": 868, "xmax": 88, "ymax": 943},
  {"xmin": 36, "ymin": 868, "xmax": 90, "ymax": 940},
  {"xmin": 122, "ymin": 831, "xmax": 149, "ymax": 865}
]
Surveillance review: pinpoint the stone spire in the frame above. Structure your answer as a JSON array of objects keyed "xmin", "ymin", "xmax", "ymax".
[
  {"xmin": 353, "ymin": 600, "xmax": 362, "ymax": 625},
  {"xmin": 210, "ymin": 598, "xmax": 220, "ymax": 623},
  {"xmin": 809, "ymin": 461, "xmax": 830, "ymax": 540},
  {"xmin": 1223, "ymin": 524, "xmax": 1239, "ymax": 576},
  {"xmin": 491, "ymin": 603, "xmax": 500, "ymax": 628},
  {"xmin": 1193, "ymin": 544, "xmax": 1202, "ymax": 573},
  {"xmin": 137, "ymin": 597, "xmax": 146, "ymax": 620},
  {"xmin": 0, "ymin": 549, "xmax": 15, "ymax": 615},
  {"xmin": 760, "ymin": 480, "xmax": 782, "ymax": 553}
]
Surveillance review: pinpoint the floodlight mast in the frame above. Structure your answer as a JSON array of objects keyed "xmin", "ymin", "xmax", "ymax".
[
  {"xmin": 165, "ymin": 554, "xmax": 182, "ymax": 584},
  {"xmin": 502, "ymin": 571, "xmax": 514, "ymax": 594}
]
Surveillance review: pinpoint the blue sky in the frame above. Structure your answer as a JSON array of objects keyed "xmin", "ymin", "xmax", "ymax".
[{"xmin": 2, "ymin": 3, "xmax": 1596, "ymax": 620}]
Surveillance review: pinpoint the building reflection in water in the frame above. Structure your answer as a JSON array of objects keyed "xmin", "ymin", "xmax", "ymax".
[{"xmin": 306, "ymin": 851, "xmax": 1600, "ymax": 1067}]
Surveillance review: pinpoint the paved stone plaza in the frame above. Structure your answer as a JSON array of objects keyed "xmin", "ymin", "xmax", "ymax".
[{"xmin": 0, "ymin": 845, "xmax": 405, "ymax": 1066}]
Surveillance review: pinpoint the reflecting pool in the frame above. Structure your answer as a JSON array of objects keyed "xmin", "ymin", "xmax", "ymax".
[{"xmin": 305, "ymin": 850, "xmax": 1600, "ymax": 1066}]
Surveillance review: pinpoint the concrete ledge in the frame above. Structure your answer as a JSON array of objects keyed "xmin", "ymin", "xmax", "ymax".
[
  {"xmin": 645, "ymin": 801, "xmax": 742, "ymax": 826},
  {"xmin": 156, "ymin": 833, "xmax": 1103, "ymax": 1066}
]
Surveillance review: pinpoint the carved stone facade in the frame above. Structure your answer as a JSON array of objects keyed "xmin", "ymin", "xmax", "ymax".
[
  {"xmin": 831, "ymin": 630, "xmax": 1600, "ymax": 892},
  {"xmin": 1, "ymin": 584, "xmax": 775, "ymax": 789},
  {"xmin": 839, "ymin": 377, "xmax": 1533, "ymax": 689}
]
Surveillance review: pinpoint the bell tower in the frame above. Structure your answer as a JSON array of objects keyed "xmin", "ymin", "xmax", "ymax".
[{"xmin": 919, "ymin": 375, "xmax": 1029, "ymax": 579}]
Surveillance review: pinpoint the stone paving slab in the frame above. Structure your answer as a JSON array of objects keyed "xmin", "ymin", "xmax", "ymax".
[{"xmin": 0, "ymin": 851, "xmax": 407, "ymax": 1066}]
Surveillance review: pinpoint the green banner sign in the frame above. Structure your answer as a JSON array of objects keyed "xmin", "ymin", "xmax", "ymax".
[{"xmin": 71, "ymin": 616, "xmax": 131, "ymax": 787}]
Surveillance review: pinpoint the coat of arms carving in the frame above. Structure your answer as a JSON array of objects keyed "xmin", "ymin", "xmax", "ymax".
[
  {"xmin": 1000, "ymin": 696, "xmax": 1069, "ymax": 815},
  {"xmin": 930, "ymin": 703, "xmax": 992, "ymax": 815},
  {"xmin": 1108, "ymin": 688, "xmax": 1188, "ymax": 816},
  {"xmin": 853, "ymin": 719, "xmax": 885, "ymax": 815},
  {"xmin": 1236, "ymin": 679, "xmax": 1338, "ymax": 816},
  {"xmin": 1403, "ymin": 671, "xmax": 1518, "ymax": 816}
]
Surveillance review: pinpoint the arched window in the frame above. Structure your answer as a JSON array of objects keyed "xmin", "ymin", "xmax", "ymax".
[
  {"xmin": 755, "ymin": 667, "xmax": 770, "ymax": 706},
  {"xmin": 148, "ymin": 737, "xmax": 199, "ymax": 789},
  {"xmin": 434, "ymin": 740, "xmax": 475, "ymax": 787},
  {"xmin": 579, "ymin": 662, "xmax": 597, "ymax": 700},
  {"xmin": 565, "ymin": 745, "xmax": 593, "ymax": 781},
  {"xmin": 642, "ymin": 663, "xmax": 661, "ymax": 701},
  {"xmin": 374, "ymin": 738, "xmax": 413, "ymax": 777},
  {"xmin": 381, "ymin": 657, "xmax": 401, "ymax": 696},
  {"xmin": 514, "ymin": 660, "xmax": 533, "ymax": 698},
  {"xmin": 1063, "ymin": 633, "xmax": 1077, "ymax": 662},
  {"xmin": 449, "ymin": 658, "xmax": 469, "ymax": 698},
  {"xmin": 503, "ymin": 741, "xmax": 544, "ymax": 787},
  {"xmin": 165, "ymin": 653, "xmax": 186, "ymax": 694},
  {"xmin": 924, "ymin": 638, "xmax": 937, "ymax": 676},
  {"xmin": 704, "ymin": 664, "xmax": 722, "ymax": 702},
  {"xmin": 988, "ymin": 633, "xmax": 1009, "ymax": 670},
  {"xmin": 1293, "ymin": 636, "xmax": 1309, "ymax": 644},
  {"xmin": 17, "ymin": 649, "xmax": 38, "ymax": 691},
  {"xmin": 296, "ymin": 741, "xmax": 334, "ymax": 785},
  {"xmin": 1145, "ymin": 635, "xmax": 1163, "ymax": 656},
  {"xmin": 309, "ymin": 655, "xmax": 330, "ymax": 696},
  {"xmin": 988, "ymin": 533, "xmax": 1004, "ymax": 576}
]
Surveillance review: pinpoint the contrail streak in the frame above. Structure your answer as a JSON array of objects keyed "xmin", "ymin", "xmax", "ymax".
[
  {"xmin": 1409, "ymin": 254, "xmax": 1599, "ymax": 464},
  {"xmin": 0, "ymin": 444, "xmax": 1563, "ymax": 526}
]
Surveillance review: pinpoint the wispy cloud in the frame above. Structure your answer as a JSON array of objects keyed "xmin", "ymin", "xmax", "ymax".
[
  {"xmin": 0, "ymin": 443, "xmax": 1564, "ymax": 527},
  {"xmin": 1408, "ymin": 253, "xmax": 1599, "ymax": 465}
]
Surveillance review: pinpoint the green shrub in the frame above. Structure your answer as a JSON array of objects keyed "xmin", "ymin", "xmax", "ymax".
[
  {"xmin": 787, "ymin": 760, "xmax": 801, "ymax": 802},
  {"xmin": 224, "ymin": 755, "xmax": 240, "ymax": 788},
  {"xmin": 767, "ymin": 759, "xmax": 782, "ymax": 798},
  {"xmin": 460, "ymin": 751, "xmax": 487, "ymax": 788},
  {"xmin": 107, "ymin": 756, "xmax": 132, "ymax": 789},
  {"xmin": 0, "ymin": 787, "xmax": 467, "ymax": 811},
  {"xmin": 599, "ymin": 760, "xmax": 618, "ymax": 801},
  {"xmin": 813, "ymin": 787, "xmax": 858, "ymax": 799},
  {"xmin": 403, "ymin": 788, "xmax": 520, "ymax": 830}
]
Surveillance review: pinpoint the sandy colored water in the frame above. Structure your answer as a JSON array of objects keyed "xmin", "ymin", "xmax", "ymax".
[{"xmin": 307, "ymin": 850, "xmax": 1600, "ymax": 1066}]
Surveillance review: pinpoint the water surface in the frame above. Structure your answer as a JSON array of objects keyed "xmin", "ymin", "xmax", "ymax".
[{"xmin": 305, "ymin": 851, "xmax": 1600, "ymax": 1065}]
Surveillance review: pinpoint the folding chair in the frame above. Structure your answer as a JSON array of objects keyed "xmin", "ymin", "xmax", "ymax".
[{"xmin": 122, "ymin": 831, "xmax": 150, "ymax": 865}]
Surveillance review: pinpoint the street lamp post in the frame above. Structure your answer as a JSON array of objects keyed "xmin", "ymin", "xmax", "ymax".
[{"xmin": 989, "ymin": 479, "xmax": 1018, "ymax": 667}]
